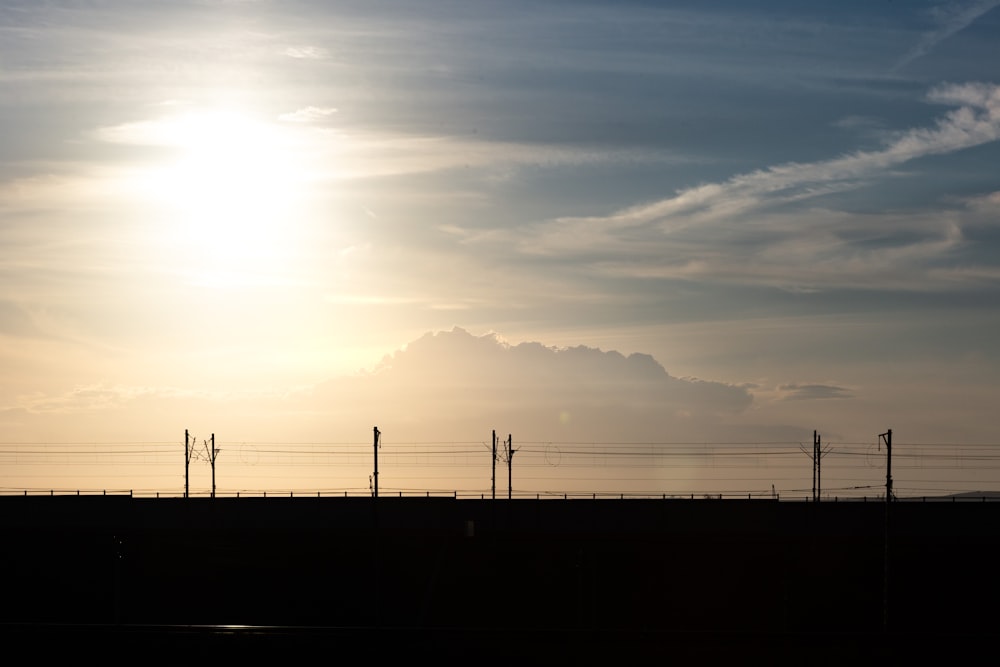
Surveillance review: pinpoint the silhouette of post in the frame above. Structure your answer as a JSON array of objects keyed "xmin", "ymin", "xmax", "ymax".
[
  {"xmin": 812, "ymin": 430, "xmax": 817, "ymax": 502},
  {"xmin": 803, "ymin": 431, "xmax": 825, "ymax": 502},
  {"xmin": 373, "ymin": 426, "xmax": 381, "ymax": 498},
  {"xmin": 209, "ymin": 433, "xmax": 218, "ymax": 498},
  {"xmin": 491, "ymin": 429, "xmax": 497, "ymax": 500},
  {"xmin": 184, "ymin": 429, "xmax": 191, "ymax": 498},
  {"xmin": 816, "ymin": 432, "xmax": 822, "ymax": 502},
  {"xmin": 881, "ymin": 428, "xmax": 892, "ymax": 504},
  {"xmin": 879, "ymin": 428, "xmax": 893, "ymax": 632},
  {"xmin": 506, "ymin": 434, "xmax": 514, "ymax": 500},
  {"xmin": 372, "ymin": 425, "xmax": 382, "ymax": 627}
]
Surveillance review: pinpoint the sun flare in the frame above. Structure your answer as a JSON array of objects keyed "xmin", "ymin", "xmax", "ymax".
[{"xmin": 133, "ymin": 109, "xmax": 312, "ymax": 285}]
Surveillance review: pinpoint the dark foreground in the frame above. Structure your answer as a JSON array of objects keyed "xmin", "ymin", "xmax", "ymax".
[
  {"xmin": 2, "ymin": 623, "xmax": 994, "ymax": 664},
  {"xmin": 2, "ymin": 495, "xmax": 998, "ymax": 662}
]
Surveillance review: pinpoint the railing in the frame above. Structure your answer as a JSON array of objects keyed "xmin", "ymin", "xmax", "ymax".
[{"xmin": 3, "ymin": 488, "xmax": 999, "ymax": 501}]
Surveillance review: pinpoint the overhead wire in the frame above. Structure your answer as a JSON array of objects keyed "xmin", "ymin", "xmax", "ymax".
[{"xmin": 4, "ymin": 438, "xmax": 1000, "ymax": 497}]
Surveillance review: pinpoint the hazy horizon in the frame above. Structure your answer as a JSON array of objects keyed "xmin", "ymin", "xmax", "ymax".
[{"xmin": 2, "ymin": 1, "xmax": 999, "ymax": 497}]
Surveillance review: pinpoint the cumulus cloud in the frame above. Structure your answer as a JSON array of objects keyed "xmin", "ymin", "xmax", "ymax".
[{"xmin": 310, "ymin": 327, "xmax": 753, "ymax": 443}]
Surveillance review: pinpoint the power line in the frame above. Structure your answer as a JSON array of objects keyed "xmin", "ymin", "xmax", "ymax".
[{"xmin": 4, "ymin": 433, "xmax": 1000, "ymax": 498}]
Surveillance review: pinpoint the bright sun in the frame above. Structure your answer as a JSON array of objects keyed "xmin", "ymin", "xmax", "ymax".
[{"xmin": 135, "ymin": 109, "xmax": 310, "ymax": 286}]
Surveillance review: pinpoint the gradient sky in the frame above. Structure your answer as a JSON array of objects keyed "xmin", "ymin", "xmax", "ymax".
[{"xmin": 2, "ymin": 1, "xmax": 999, "ymax": 497}]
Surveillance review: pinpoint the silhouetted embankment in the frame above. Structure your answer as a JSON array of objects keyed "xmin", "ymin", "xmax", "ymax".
[{"xmin": 1, "ymin": 496, "xmax": 997, "ymax": 660}]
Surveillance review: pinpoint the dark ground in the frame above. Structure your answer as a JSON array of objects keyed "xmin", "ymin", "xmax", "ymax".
[{"xmin": 2, "ymin": 496, "xmax": 997, "ymax": 662}]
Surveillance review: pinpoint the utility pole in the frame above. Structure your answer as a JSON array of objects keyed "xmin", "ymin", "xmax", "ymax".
[
  {"xmin": 802, "ymin": 431, "xmax": 828, "ymax": 502},
  {"xmin": 371, "ymin": 425, "xmax": 382, "ymax": 628},
  {"xmin": 373, "ymin": 426, "xmax": 381, "ymax": 498},
  {"xmin": 879, "ymin": 428, "xmax": 893, "ymax": 632},
  {"xmin": 812, "ymin": 430, "xmax": 817, "ymax": 502},
  {"xmin": 816, "ymin": 431, "xmax": 822, "ymax": 502},
  {"xmin": 208, "ymin": 434, "xmax": 219, "ymax": 499},
  {"xmin": 184, "ymin": 429, "xmax": 191, "ymax": 498},
  {"xmin": 880, "ymin": 429, "xmax": 892, "ymax": 503},
  {"xmin": 505, "ymin": 434, "xmax": 515, "ymax": 500},
  {"xmin": 491, "ymin": 429, "xmax": 497, "ymax": 500}
]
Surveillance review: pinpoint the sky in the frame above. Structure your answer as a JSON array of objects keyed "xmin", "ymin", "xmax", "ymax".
[{"xmin": 2, "ymin": 0, "xmax": 999, "ymax": 498}]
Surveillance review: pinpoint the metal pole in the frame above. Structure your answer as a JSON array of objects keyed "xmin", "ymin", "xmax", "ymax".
[
  {"xmin": 817, "ymin": 433, "xmax": 821, "ymax": 502},
  {"xmin": 210, "ymin": 433, "xmax": 216, "ymax": 499},
  {"xmin": 507, "ymin": 434, "xmax": 513, "ymax": 500},
  {"xmin": 812, "ymin": 430, "xmax": 817, "ymax": 502},
  {"xmin": 184, "ymin": 429, "xmax": 190, "ymax": 499},
  {"xmin": 884, "ymin": 429, "xmax": 892, "ymax": 503},
  {"xmin": 879, "ymin": 428, "xmax": 892, "ymax": 632},
  {"xmin": 492, "ymin": 429, "xmax": 496, "ymax": 500},
  {"xmin": 373, "ymin": 426, "xmax": 380, "ymax": 498}
]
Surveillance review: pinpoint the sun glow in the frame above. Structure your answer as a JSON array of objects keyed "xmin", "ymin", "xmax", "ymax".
[{"xmin": 132, "ymin": 109, "xmax": 314, "ymax": 285}]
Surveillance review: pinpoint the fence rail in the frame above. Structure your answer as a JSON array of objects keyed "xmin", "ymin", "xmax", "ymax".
[{"xmin": 3, "ymin": 488, "xmax": 1000, "ymax": 502}]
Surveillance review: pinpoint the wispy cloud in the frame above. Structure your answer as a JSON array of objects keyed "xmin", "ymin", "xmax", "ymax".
[
  {"xmin": 558, "ymin": 83, "xmax": 999, "ymax": 232},
  {"xmin": 492, "ymin": 83, "xmax": 1000, "ymax": 293},
  {"xmin": 283, "ymin": 45, "xmax": 329, "ymax": 59},
  {"xmin": 278, "ymin": 106, "xmax": 338, "ymax": 123},
  {"xmin": 778, "ymin": 384, "xmax": 854, "ymax": 401},
  {"xmin": 893, "ymin": 0, "xmax": 1000, "ymax": 71},
  {"xmin": 832, "ymin": 115, "xmax": 884, "ymax": 130},
  {"xmin": 12, "ymin": 384, "xmax": 220, "ymax": 415}
]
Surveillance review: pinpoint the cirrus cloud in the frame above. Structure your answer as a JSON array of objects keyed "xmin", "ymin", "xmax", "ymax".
[{"xmin": 478, "ymin": 83, "xmax": 1000, "ymax": 295}]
